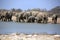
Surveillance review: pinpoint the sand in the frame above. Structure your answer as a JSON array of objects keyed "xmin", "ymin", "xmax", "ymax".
[{"xmin": 0, "ymin": 33, "xmax": 60, "ymax": 40}]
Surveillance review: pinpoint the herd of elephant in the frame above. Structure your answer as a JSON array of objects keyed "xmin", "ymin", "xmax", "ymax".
[{"xmin": 0, "ymin": 12, "xmax": 58, "ymax": 24}]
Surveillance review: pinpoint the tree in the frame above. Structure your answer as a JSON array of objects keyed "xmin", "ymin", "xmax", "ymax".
[
  {"xmin": 11, "ymin": 8, "xmax": 16, "ymax": 12},
  {"xmin": 11, "ymin": 8, "xmax": 22, "ymax": 12},
  {"xmin": 16, "ymin": 9, "xmax": 22, "ymax": 12},
  {"xmin": 50, "ymin": 6, "xmax": 60, "ymax": 14},
  {"xmin": 31, "ymin": 8, "xmax": 40, "ymax": 11}
]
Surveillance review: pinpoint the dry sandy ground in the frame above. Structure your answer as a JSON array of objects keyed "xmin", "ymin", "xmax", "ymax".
[{"xmin": 0, "ymin": 33, "xmax": 60, "ymax": 40}]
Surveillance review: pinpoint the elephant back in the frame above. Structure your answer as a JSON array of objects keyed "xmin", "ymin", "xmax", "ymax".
[{"xmin": 32, "ymin": 11, "xmax": 39, "ymax": 17}]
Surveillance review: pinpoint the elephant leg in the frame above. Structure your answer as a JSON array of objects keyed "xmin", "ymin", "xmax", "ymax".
[
  {"xmin": 16, "ymin": 18, "xmax": 19, "ymax": 22},
  {"xmin": 19, "ymin": 18, "xmax": 21, "ymax": 22},
  {"xmin": 5, "ymin": 18, "xmax": 7, "ymax": 21},
  {"xmin": 7, "ymin": 18, "xmax": 9, "ymax": 21},
  {"xmin": 9, "ymin": 18, "xmax": 11, "ymax": 21},
  {"xmin": 37, "ymin": 20, "xmax": 40, "ymax": 23},
  {"xmin": 37, "ymin": 19, "xmax": 42, "ymax": 23},
  {"xmin": 52, "ymin": 19, "xmax": 56, "ymax": 24},
  {"xmin": 32, "ymin": 20, "xmax": 34, "ymax": 23},
  {"xmin": 46, "ymin": 20, "xmax": 47, "ymax": 23},
  {"xmin": 3, "ymin": 17, "xmax": 6, "ymax": 21},
  {"xmin": 43, "ymin": 19, "xmax": 45, "ymax": 23},
  {"xmin": 2, "ymin": 18, "xmax": 4, "ymax": 21},
  {"xmin": 54, "ymin": 20, "xmax": 57, "ymax": 24},
  {"xmin": 22, "ymin": 19, "xmax": 25, "ymax": 22},
  {"xmin": 43, "ymin": 18, "xmax": 46, "ymax": 23},
  {"xmin": 1, "ymin": 17, "xmax": 3, "ymax": 21},
  {"xmin": 52, "ymin": 19, "xmax": 54, "ymax": 23},
  {"xmin": 1, "ymin": 18, "xmax": 3, "ymax": 21},
  {"xmin": 37, "ymin": 20, "xmax": 39, "ymax": 23},
  {"xmin": 44, "ymin": 20, "xmax": 46, "ymax": 23},
  {"xmin": 39, "ymin": 20, "xmax": 41, "ymax": 23},
  {"xmin": 27, "ymin": 19, "xmax": 30, "ymax": 23},
  {"xmin": 19, "ymin": 18, "xmax": 23, "ymax": 22},
  {"xmin": 9, "ymin": 17, "xmax": 11, "ymax": 21},
  {"xmin": 8, "ymin": 18, "xmax": 10, "ymax": 21},
  {"xmin": 32, "ymin": 18, "xmax": 35, "ymax": 23},
  {"xmin": 28, "ymin": 20, "xmax": 31, "ymax": 23},
  {"xmin": 0, "ymin": 17, "xmax": 1, "ymax": 21}
]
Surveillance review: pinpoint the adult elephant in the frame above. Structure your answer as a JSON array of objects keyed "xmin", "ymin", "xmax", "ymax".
[
  {"xmin": 27, "ymin": 16, "xmax": 36, "ymax": 23},
  {"xmin": 42, "ymin": 15, "xmax": 48, "ymax": 23},
  {"xmin": 35, "ymin": 12, "xmax": 48, "ymax": 23},
  {"xmin": 5, "ymin": 12, "xmax": 12, "ymax": 21},
  {"xmin": 0, "ymin": 14, "xmax": 2, "ymax": 20},
  {"xmin": 23, "ymin": 12, "xmax": 32, "ymax": 22},
  {"xmin": 35, "ymin": 16, "xmax": 43, "ymax": 23},
  {"xmin": 0, "ymin": 14, "xmax": 1, "ymax": 20},
  {"xmin": 0, "ymin": 14, "xmax": 5, "ymax": 21},
  {"xmin": 35, "ymin": 13, "xmax": 43, "ymax": 23},
  {"xmin": 52, "ymin": 14, "xmax": 58, "ymax": 24},
  {"xmin": 16, "ymin": 12, "xmax": 24, "ymax": 22}
]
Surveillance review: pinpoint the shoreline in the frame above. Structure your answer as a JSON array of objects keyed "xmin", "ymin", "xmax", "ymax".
[{"xmin": 0, "ymin": 33, "xmax": 60, "ymax": 40}]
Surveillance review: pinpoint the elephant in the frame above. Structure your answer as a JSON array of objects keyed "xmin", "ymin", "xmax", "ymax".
[
  {"xmin": 35, "ymin": 12, "xmax": 48, "ymax": 23},
  {"xmin": 15, "ymin": 12, "xmax": 24, "ymax": 22},
  {"xmin": 0, "ymin": 14, "xmax": 2, "ymax": 20},
  {"xmin": 27, "ymin": 16, "xmax": 36, "ymax": 23},
  {"xmin": 42, "ymin": 15, "xmax": 48, "ymax": 23},
  {"xmin": 0, "ymin": 14, "xmax": 5, "ymax": 21},
  {"xmin": 0, "ymin": 14, "xmax": 1, "ymax": 19},
  {"xmin": 19, "ymin": 13, "xmax": 24, "ymax": 22},
  {"xmin": 52, "ymin": 14, "xmax": 58, "ymax": 24},
  {"xmin": 35, "ymin": 13, "xmax": 44, "ymax": 23},
  {"xmin": 23, "ymin": 12, "xmax": 32, "ymax": 22},
  {"xmin": 35, "ymin": 16, "xmax": 43, "ymax": 23},
  {"xmin": 5, "ymin": 12, "xmax": 12, "ymax": 21},
  {"xmin": 11, "ymin": 12, "xmax": 25, "ymax": 22},
  {"xmin": 16, "ymin": 12, "xmax": 38, "ymax": 23}
]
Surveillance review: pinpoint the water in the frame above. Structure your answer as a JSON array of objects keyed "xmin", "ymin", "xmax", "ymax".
[{"xmin": 0, "ymin": 21, "xmax": 60, "ymax": 34}]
